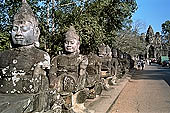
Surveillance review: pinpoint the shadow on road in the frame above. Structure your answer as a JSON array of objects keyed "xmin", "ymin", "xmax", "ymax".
[{"xmin": 132, "ymin": 64, "xmax": 170, "ymax": 86}]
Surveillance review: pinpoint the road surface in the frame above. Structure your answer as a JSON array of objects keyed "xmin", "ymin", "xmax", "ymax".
[{"xmin": 109, "ymin": 63, "xmax": 170, "ymax": 113}]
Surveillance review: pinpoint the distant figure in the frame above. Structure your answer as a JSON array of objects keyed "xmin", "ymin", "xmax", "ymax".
[
  {"xmin": 137, "ymin": 60, "xmax": 141, "ymax": 70},
  {"xmin": 141, "ymin": 60, "xmax": 144, "ymax": 70},
  {"xmin": 149, "ymin": 59, "xmax": 152, "ymax": 65}
]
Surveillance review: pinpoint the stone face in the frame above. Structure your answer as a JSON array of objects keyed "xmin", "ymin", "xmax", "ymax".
[
  {"xmin": 146, "ymin": 25, "xmax": 154, "ymax": 44},
  {"xmin": 64, "ymin": 26, "xmax": 80, "ymax": 54},
  {"xmin": 49, "ymin": 26, "xmax": 88, "ymax": 93},
  {"xmin": 11, "ymin": 1, "xmax": 40, "ymax": 47},
  {"xmin": 98, "ymin": 43, "xmax": 106, "ymax": 57},
  {"xmin": 112, "ymin": 48, "xmax": 118, "ymax": 58}
]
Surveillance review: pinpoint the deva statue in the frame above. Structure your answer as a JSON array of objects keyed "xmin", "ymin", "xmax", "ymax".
[
  {"xmin": 0, "ymin": 0, "xmax": 50, "ymax": 112},
  {"xmin": 98, "ymin": 43, "xmax": 117, "ymax": 90},
  {"xmin": 49, "ymin": 26, "xmax": 93, "ymax": 113},
  {"xmin": 86, "ymin": 52, "xmax": 103, "ymax": 99}
]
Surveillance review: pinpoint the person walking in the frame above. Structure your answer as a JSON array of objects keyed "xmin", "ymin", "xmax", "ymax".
[
  {"xmin": 141, "ymin": 60, "xmax": 144, "ymax": 70},
  {"xmin": 137, "ymin": 60, "xmax": 141, "ymax": 70}
]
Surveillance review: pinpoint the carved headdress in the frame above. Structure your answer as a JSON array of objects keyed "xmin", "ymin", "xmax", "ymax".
[
  {"xmin": 13, "ymin": 0, "xmax": 39, "ymax": 27},
  {"xmin": 106, "ymin": 45, "xmax": 111, "ymax": 54},
  {"xmin": 106, "ymin": 45, "xmax": 112, "ymax": 56},
  {"xmin": 98, "ymin": 43, "xmax": 106, "ymax": 56},
  {"xmin": 65, "ymin": 26, "xmax": 80, "ymax": 41},
  {"xmin": 112, "ymin": 48, "xmax": 118, "ymax": 58}
]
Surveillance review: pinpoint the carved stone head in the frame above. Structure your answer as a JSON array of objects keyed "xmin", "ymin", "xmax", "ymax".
[
  {"xmin": 11, "ymin": 0, "xmax": 40, "ymax": 47},
  {"xmin": 98, "ymin": 43, "xmax": 106, "ymax": 57},
  {"xmin": 64, "ymin": 26, "xmax": 80, "ymax": 54},
  {"xmin": 112, "ymin": 48, "xmax": 118, "ymax": 58},
  {"xmin": 106, "ymin": 45, "xmax": 112, "ymax": 57}
]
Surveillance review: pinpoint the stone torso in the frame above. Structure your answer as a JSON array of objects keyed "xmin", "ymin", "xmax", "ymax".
[
  {"xmin": 49, "ymin": 53, "xmax": 88, "ymax": 92},
  {"xmin": 86, "ymin": 53, "xmax": 101, "ymax": 87},
  {"xmin": 87, "ymin": 54, "xmax": 101, "ymax": 76},
  {"xmin": 0, "ymin": 46, "xmax": 50, "ymax": 94},
  {"xmin": 100, "ymin": 56, "xmax": 112, "ymax": 71},
  {"xmin": 54, "ymin": 54, "xmax": 83, "ymax": 77},
  {"xmin": 99, "ymin": 56, "xmax": 113, "ymax": 78}
]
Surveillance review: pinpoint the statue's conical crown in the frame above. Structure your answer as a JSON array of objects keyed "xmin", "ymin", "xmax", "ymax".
[
  {"xmin": 98, "ymin": 43, "xmax": 106, "ymax": 52},
  {"xmin": 106, "ymin": 45, "xmax": 111, "ymax": 53},
  {"xmin": 13, "ymin": 0, "xmax": 38, "ymax": 26},
  {"xmin": 65, "ymin": 26, "xmax": 80, "ymax": 41}
]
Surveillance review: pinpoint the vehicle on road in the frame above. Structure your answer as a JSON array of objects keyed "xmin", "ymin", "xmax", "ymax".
[{"xmin": 162, "ymin": 60, "xmax": 170, "ymax": 67}]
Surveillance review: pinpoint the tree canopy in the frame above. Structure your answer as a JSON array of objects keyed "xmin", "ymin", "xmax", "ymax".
[
  {"xmin": 0, "ymin": 0, "xmax": 145, "ymax": 57},
  {"xmin": 161, "ymin": 20, "xmax": 170, "ymax": 44}
]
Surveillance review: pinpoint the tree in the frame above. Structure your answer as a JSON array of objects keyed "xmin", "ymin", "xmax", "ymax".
[
  {"xmin": 51, "ymin": 0, "xmax": 138, "ymax": 54},
  {"xmin": 113, "ymin": 28, "xmax": 146, "ymax": 57},
  {"xmin": 0, "ymin": 0, "xmax": 138, "ymax": 56},
  {"xmin": 161, "ymin": 20, "xmax": 170, "ymax": 44},
  {"xmin": 0, "ymin": 32, "xmax": 10, "ymax": 51}
]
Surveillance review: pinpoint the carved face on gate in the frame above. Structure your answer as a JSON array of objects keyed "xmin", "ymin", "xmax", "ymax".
[
  {"xmin": 11, "ymin": 20, "xmax": 39, "ymax": 46},
  {"xmin": 64, "ymin": 38, "xmax": 80, "ymax": 54}
]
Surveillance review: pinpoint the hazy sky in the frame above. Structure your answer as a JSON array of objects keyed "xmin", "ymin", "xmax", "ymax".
[{"xmin": 132, "ymin": 0, "xmax": 170, "ymax": 34}]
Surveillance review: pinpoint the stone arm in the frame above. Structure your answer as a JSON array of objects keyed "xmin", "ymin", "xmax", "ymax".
[
  {"xmin": 33, "ymin": 52, "xmax": 50, "ymax": 75},
  {"xmin": 96, "ymin": 59, "xmax": 102, "ymax": 75},
  {"xmin": 48, "ymin": 56, "xmax": 59, "ymax": 89},
  {"xmin": 77, "ymin": 55, "xmax": 88, "ymax": 89},
  {"xmin": 33, "ymin": 52, "xmax": 50, "ymax": 92},
  {"xmin": 111, "ymin": 58, "xmax": 118, "ymax": 76}
]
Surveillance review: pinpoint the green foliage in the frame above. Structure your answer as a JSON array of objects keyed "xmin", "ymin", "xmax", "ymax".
[
  {"xmin": 162, "ymin": 20, "xmax": 170, "ymax": 35},
  {"xmin": 0, "ymin": 0, "xmax": 140, "ymax": 57},
  {"xmin": 161, "ymin": 20, "xmax": 170, "ymax": 44},
  {"xmin": 114, "ymin": 29, "xmax": 146, "ymax": 56},
  {"xmin": 51, "ymin": 0, "xmax": 138, "ymax": 54},
  {"xmin": 0, "ymin": 32, "xmax": 10, "ymax": 51},
  {"xmin": 86, "ymin": 0, "xmax": 137, "ymax": 33}
]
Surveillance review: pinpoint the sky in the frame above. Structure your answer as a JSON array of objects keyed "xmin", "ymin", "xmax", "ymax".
[{"xmin": 132, "ymin": 0, "xmax": 170, "ymax": 34}]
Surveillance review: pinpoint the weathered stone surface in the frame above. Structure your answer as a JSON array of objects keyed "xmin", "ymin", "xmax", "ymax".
[
  {"xmin": 49, "ymin": 54, "xmax": 88, "ymax": 93},
  {"xmin": 49, "ymin": 26, "xmax": 90, "ymax": 113},
  {"xmin": 98, "ymin": 44, "xmax": 118, "ymax": 90},
  {"xmin": 111, "ymin": 58, "xmax": 119, "ymax": 78},
  {"xmin": 0, "ymin": 1, "xmax": 51, "ymax": 113},
  {"xmin": 0, "ymin": 92, "xmax": 50, "ymax": 113},
  {"xmin": 86, "ymin": 53, "xmax": 101, "ymax": 87},
  {"xmin": 0, "ymin": 94, "xmax": 34, "ymax": 113},
  {"xmin": 100, "ymin": 56, "xmax": 112, "ymax": 78},
  {"xmin": 0, "ymin": 47, "xmax": 49, "ymax": 94},
  {"xmin": 86, "ymin": 53, "xmax": 103, "ymax": 98}
]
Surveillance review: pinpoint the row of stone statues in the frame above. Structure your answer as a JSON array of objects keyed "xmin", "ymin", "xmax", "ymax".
[{"xmin": 0, "ymin": 1, "xmax": 134, "ymax": 113}]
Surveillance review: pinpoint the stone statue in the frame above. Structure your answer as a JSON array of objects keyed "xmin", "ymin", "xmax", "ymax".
[
  {"xmin": 49, "ymin": 26, "xmax": 91, "ymax": 113},
  {"xmin": 122, "ymin": 52, "xmax": 131, "ymax": 73},
  {"xmin": 86, "ymin": 52, "xmax": 103, "ymax": 99},
  {"xmin": 112, "ymin": 48, "xmax": 122, "ymax": 78},
  {"xmin": 0, "ymin": 1, "xmax": 50, "ymax": 113},
  {"xmin": 98, "ymin": 43, "xmax": 107, "ymax": 57},
  {"xmin": 116, "ymin": 49, "xmax": 126, "ymax": 78},
  {"xmin": 98, "ymin": 44, "xmax": 117, "ymax": 90},
  {"xmin": 110, "ymin": 48, "xmax": 119, "ymax": 82}
]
